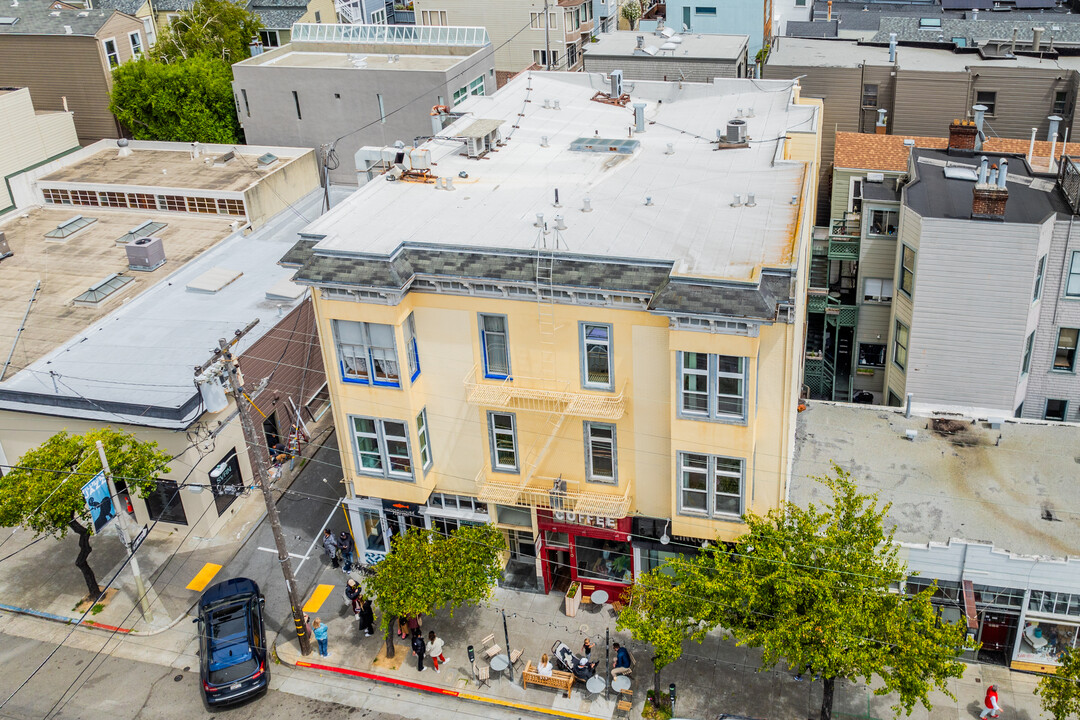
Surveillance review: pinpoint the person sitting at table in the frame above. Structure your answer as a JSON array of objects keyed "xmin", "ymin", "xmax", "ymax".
[
  {"xmin": 611, "ymin": 642, "xmax": 632, "ymax": 677},
  {"xmin": 537, "ymin": 653, "xmax": 553, "ymax": 677},
  {"xmin": 573, "ymin": 656, "xmax": 596, "ymax": 682}
]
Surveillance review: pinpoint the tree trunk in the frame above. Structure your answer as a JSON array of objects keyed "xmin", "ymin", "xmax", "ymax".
[
  {"xmin": 820, "ymin": 676, "xmax": 835, "ymax": 720},
  {"xmin": 385, "ymin": 619, "xmax": 396, "ymax": 659},
  {"xmin": 652, "ymin": 659, "xmax": 662, "ymax": 705},
  {"xmin": 69, "ymin": 519, "xmax": 101, "ymax": 599}
]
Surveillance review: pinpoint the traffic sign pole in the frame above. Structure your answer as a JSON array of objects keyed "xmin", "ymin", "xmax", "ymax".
[{"xmin": 96, "ymin": 441, "xmax": 153, "ymax": 621}]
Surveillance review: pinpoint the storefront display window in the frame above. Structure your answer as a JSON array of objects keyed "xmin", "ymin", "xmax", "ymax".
[
  {"xmin": 576, "ymin": 536, "xmax": 632, "ymax": 583},
  {"xmin": 1017, "ymin": 620, "xmax": 1078, "ymax": 663},
  {"xmin": 1029, "ymin": 590, "xmax": 1080, "ymax": 617},
  {"xmin": 357, "ymin": 508, "xmax": 386, "ymax": 560},
  {"xmin": 639, "ymin": 548, "xmax": 680, "ymax": 576},
  {"xmin": 905, "ymin": 577, "xmax": 961, "ymax": 602},
  {"xmin": 431, "ymin": 516, "xmax": 481, "ymax": 536}
]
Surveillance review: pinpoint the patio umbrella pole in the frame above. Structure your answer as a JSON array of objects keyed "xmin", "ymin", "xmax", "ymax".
[
  {"xmin": 502, "ymin": 609, "xmax": 514, "ymax": 681},
  {"xmin": 605, "ymin": 628, "xmax": 610, "ymax": 701}
]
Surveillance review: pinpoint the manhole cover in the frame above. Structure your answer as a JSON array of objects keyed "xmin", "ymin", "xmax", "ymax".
[{"xmin": 173, "ymin": 675, "xmax": 183, "ymax": 682}]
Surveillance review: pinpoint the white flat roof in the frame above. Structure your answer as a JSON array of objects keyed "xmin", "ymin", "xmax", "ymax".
[
  {"xmin": 250, "ymin": 50, "xmax": 468, "ymax": 72},
  {"xmin": 588, "ymin": 30, "xmax": 749, "ymax": 59},
  {"xmin": 0, "ymin": 188, "xmax": 351, "ymax": 428},
  {"xmin": 303, "ymin": 72, "xmax": 816, "ymax": 282}
]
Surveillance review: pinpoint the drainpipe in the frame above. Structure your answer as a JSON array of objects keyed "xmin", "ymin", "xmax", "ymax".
[{"xmin": 1028, "ymin": 127, "xmax": 1037, "ymax": 163}]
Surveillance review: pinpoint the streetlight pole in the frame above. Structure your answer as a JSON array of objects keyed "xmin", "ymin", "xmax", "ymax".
[
  {"xmin": 95, "ymin": 440, "xmax": 152, "ymax": 621},
  {"xmin": 209, "ymin": 329, "xmax": 311, "ymax": 656}
]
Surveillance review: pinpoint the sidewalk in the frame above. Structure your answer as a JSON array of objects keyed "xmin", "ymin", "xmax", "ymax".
[
  {"xmin": 0, "ymin": 417, "xmax": 332, "ymax": 636},
  {"xmin": 276, "ymin": 582, "xmax": 1050, "ymax": 720}
]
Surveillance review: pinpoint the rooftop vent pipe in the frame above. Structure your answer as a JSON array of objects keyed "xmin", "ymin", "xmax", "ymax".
[
  {"xmin": 665, "ymin": 142, "xmax": 674, "ymax": 155},
  {"xmin": 582, "ymin": 197, "xmax": 592, "ymax": 212},
  {"xmin": 731, "ymin": 194, "xmax": 742, "ymax": 207},
  {"xmin": 554, "ymin": 99, "xmax": 561, "ymax": 110},
  {"xmin": 745, "ymin": 192, "xmax": 757, "ymax": 207},
  {"xmin": 1048, "ymin": 115, "xmax": 1062, "ymax": 141},
  {"xmin": 973, "ymin": 104, "xmax": 988, "ymax": 149},
  {"xmin": 541, "ymin": 135, "xmax": 549, "ymax": 147},
  {"xmin": 633, "ymin": 103, "xmax": 647, "ymax": 133},
  {"xmin": 998, "ymin": 158, "xmax": 1008, "ymax": 188},
  {"xmin": 554, "ymin": 214, "xmax": 567, "ymax": 230},
  {"xmin": 116, "ymin": 138, "xmax": 132, "ymax": 158},
  {"xmin": 978, "ymin": 155, "xmax": 989, "ymax": 183},
  {"xmin": 1033, "ymin": 26, "xmax": 1044, "ymax": 52},
  {"xmin": 889, "ymin": 33, "xmax": 897, "ymax": 63},
  {"xmin": 636, "ymin": 35, "xmax": 644, "ymax": 48}
]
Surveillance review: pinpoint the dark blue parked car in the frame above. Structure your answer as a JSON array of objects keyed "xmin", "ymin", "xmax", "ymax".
[{"xmin": 195, "ymin": 577, "xmax": 269, "ymax": 707}]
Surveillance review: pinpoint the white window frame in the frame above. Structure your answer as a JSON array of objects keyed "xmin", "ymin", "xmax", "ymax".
[
  {"xmin": 371, "ymin": 7, "xmax": 387, "ymax": 23},
  {"xmin": 1066, "ymin": 251, "xmax": 1080, "ymax": 298},
  {"xmin": 350, "ymin": 415, "xmax": 414, "ymax": 480},
  {"xmin": 142, "ymin": 16, "xmax": 156, "ymax": 45},
  {"xmin": 404, "ymin": 312, "xmax": 420, "ymax": 381},
  {"xmin": 102, "ymin": 37, "xmax": 120, "ymax": 68},
  {"xmin": 530, "ymin": 11, "xmax": 556, "ymax": 28},
  {"xmin": 584, "ymin": 421, "xmax": 617, "ymax": 484},
  {"xmin": 866, "ymin": 207, "xmax": 899, "ymax": 236},
  {"xmin": 863, "ymin": 277, "xmax": 894, "ymax": 303},
  {"xmin": 848, "ymin": 177, "xmax": 863, "ymax": 213},
  {"xmin": 580, "ymin": 322, "xmax": 613, "ymax": 390},
  {"xmin": 416, "ymin": 408, "xmax": 432, "ymax": 471},
  {"xmin": 677, "ymin": 352, "xmax": 748, "ymax": 423},
  {"xmin": 479, "ymin": 313, "xmax": 511, "ymax": 379},
  {"xmin": 533, "ymin": 49, "xmax": 559, "ymax": 67},
  {"xmin": 331, "ymin": 319, "xmax": 400, "ymax": 387},
  {"xmin": 421, "ymin": 9, "xmax": 447, "ymax": 25},
  {"xmin": 677, "ymin": 452, "xmax": 744, "ymax": 519},
  {"xmin": 305, "ymin": 382, "xmax": 331, "ymax": 421},
  {"xmin": 128, "ymin": 30, "xmax": 143, "ymax": 56},
  {"xmin": 487, "ymin": 412, "xmax": 519, "ymax": 473},
  {"xmin": 1033, "ymin": 255, "xmax": 1046, "ymax": 302},
  {"xmin": 468, "ymin": 75, "xmax": 485, "ymax": 96}
]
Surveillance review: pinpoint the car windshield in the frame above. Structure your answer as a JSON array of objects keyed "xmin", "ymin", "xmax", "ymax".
[{"xmin": 207, "ymin": 602, "xmax": 257, "ymax": 684}]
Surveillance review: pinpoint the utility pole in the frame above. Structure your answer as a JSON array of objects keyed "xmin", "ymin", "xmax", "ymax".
[
  {"xmin": 544, "ymin": 0, "xmax": 552, "ymax": 70},
  {"xmin": 200, "ymin": 324, "xmax": 311, "ymax": 656},
  {"xmin": 95, "ymin": 440, "xmax": 152, "ymax": 621}
]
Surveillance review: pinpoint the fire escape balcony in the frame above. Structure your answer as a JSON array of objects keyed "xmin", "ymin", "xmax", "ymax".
[
  {"xmin": 463, "ymin": 365, "xmax": 626, "ymax": 420},
  {"xmin": 475, "ymin": 470, "xmax": 632, "ymax": 518}
]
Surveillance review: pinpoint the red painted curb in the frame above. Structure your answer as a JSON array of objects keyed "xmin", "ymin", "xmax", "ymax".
[
  {"xmin": 296, "ymin": 661, "xmax": 461, "ymax": 696},
  {"xmin": 81, "ymin": 620, "xmax": 133, "ymax": 633}
]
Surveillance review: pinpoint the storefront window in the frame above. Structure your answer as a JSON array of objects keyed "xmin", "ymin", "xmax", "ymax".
[
  {"xmin": 973, "ymin": 584, "xmax": 1025, "ymax": 608},
  {"xmin": 1017, "ymin": 620, "xmax": 1078, "ymax": 663},
  {"xmin": 640, "ymin": 548, "xmax": 680, "ymax": 577},
  {"xmin": 431, "ymin": 516, "xmax": 481, "ymax": 537},
  {"xmin": 905, "ymin": 577, "xmax": 961, "ymax": 602},
  {"xmin": 496, "ymin": 505, "xmax": 532, "ymax": 527},
  {"xmin": 358, "ymin": 509, "xmax": 386, "ymax": 555},
  {"xmin": 576, "ymin": 536, "xmax": 632, "ymax": 583},
  {"xmin": 1029, "ymin": 590, "xmax": 1080, "ymax": 617},
  {"xmin": 545, "ymin": 531, "xmax": 570, "ymax": 548}
]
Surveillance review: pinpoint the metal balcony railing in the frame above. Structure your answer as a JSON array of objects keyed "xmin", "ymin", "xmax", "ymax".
[
  {"xmin": 475, "ymin": 470, "xmax": 631, "ymax": 518},
  {"xmin": 463, "ymin": 365, "xmax": 626, "ymax": 420}
]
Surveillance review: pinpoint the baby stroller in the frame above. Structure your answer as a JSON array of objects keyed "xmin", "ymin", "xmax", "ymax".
[{"xmin": 551, "ymin": 641, "xmax": 580, "ymax": 673}]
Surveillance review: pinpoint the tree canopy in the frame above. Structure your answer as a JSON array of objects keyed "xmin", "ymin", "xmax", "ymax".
[
  {"xmin": 1036, "ymin": 647, "xmax": 1080, "ymax": 720},
  {"xmin": 620, "ymin": 0, "xmax": 642, "ymax": 30},
  {"xmin": 364, "ymin": 524, "xmax": 504, "ymax": 656},
  {"xmin": 0, "ymin": 428, "xmax": 171, "ymax": 598},
  {"xmin": 688, "ymin": 465, "xmax": 969, "ymax": 720},
  {"xmin": 150, "ymin": 0, "xmax": 262, "ymax": 64},
  {"xmin": 109, "ymin": 55, "xmax": 243, "ymax": 143}
]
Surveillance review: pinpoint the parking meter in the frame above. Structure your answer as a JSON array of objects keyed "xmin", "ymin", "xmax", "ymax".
[
  {"xmin": 669, "ymin": 683, "xmax": 677, "ymax": 709},
  {"xmin": 468, "ymin": 645, "xmax": 475, "ymax": 664}
]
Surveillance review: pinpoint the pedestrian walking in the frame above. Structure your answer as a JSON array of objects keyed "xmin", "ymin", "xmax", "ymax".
[
  {"xmin": 981, "ymin": 685, "xmax": 1002, "ymax": 719},
  {"xmin": 313, "ymin": 617, "xmax": 329, "ymax": 657},
  {"xmin": 426, "ymin": 631, "xmax": 446, "ymax": 673},
  {"xmin": 411, "ymin": 629, "xmax": 426, "ymax": 672},
  {"xmin": 337, "ymin": 531, "xmax": 355, "ymax": 574},
  {"xmin": 359, "ymin": 596, "xmax": 375, "ymax": 636},
  {"xmin": 322, "ymin": 529, "xmax": 340, "ymax": 569},
  {"xmin": 345, "ymin": 579, "xmax": 362, "ymax": 616}
]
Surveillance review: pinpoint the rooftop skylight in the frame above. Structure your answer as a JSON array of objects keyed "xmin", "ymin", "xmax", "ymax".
[
  {"xmin": 72, "ymin": 273, "xmax": 133, "ymax": 307},
  {"xmin": 116, "ymin": 220, "xmax": 167, "ymax": 245},
  {"xmin": 45, "ymin": 215, "xmax": 97, "ymax": 240}
]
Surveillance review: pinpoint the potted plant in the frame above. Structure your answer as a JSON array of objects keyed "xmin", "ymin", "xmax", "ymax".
[{"xmin": 565, "ymin": 581, "xmax": 582, "ymax": 617}]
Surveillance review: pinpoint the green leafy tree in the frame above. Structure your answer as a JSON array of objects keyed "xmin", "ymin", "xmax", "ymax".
[
  {"xmin": 617, "ymin": 563, "xmax": 706, "ymax": 701},
  {"xmin": 1036, "ymin": 647, "xmax": 1080, "ymax": 720},
  {"xmin": 364, "ymin": 524, "xmax": 504, "ymax": 657},
  {"xmin": 0, "ymin": 429, "xmax": 171, "ymax": 599},
  {"xmin": 620, "ymin": 0, "xmax": 642, "ymax": 30},
  {"xmin": 109, "ymin": 56, "xmax": 242, "ymax": 143},
  {"xmin": 150, "ymin": 0, "xmax": 262, "ymax": 63},
  {"xmin": 696, "ymin": 465, "xmax": 969, "ymax": 720}
]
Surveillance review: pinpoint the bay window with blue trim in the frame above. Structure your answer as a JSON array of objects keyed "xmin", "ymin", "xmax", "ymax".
[
  {"xmin": 332, "ymin": 319, "xmax": 401, "ymax": 387},
  {"xmin": 404, "ymin": 313, "xmax": 421, "ymax": 382},
  {"xmin": 479, "ymin": 313, "xmax": 511, "ymax": 379}
]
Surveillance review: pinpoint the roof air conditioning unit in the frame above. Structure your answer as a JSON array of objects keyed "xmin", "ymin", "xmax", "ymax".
[
  {"xmin": 725, "ymin": 119, "xmax": 747, "ymax": 144},
  {"xmin": 866, "ymin": 172, "xmax": 885, "ymax": 183},
  {"xmin": 126, "ymin": 236, "xmax": 166, "ymax": 271},
  {"xmin": 610, "ymin": 69, "xmax": 623, "ymax": 98}
]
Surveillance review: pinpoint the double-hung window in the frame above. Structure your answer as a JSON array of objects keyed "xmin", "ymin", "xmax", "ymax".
[
  {"xmin": 1022, "ymin": 331, "xmax": 1035, "ymax": 375},
  {"xmin": 332, "ymin": 319, "xmax": 400, "ymax": 386},
  {"xmin": 581, "ymin": 322, "xmax": 613, "ymax": 390},
  {"xmin": 899, "ymin": 245, "xmax": 916, "ymax": 296},
  {"xmin": 584, "ymin": 422, "xmax": 616, "ymax": 483},
  {"xmin": 1033, "ymin": 255, "xmax": 1046, "ymax": 302},
  {"xmin": 677, "ymin": 452, "xmax": 744, "ymax": 518},
  {"xmin": 1066, "ymin": 251, "xmax": 1080, "ymax": 297},
  {"xmin": 416, "ymin": 409, "xmax": 432, "ymax": 471},
  {"xmin": 488, "ymin": 412, "xmax": 518, "ymax": 472},
  {"xmin": 479, "ymin": 314, "xmax": 510, "ymax": 379},
  {"xmin": 1054, "ymin": 328, "xmax": 1078, "ymax": 371},
  {"xmin": 103, "ymin": 38, "xmax": 120, "ymax": 68},
  {"xmin": 863, "ymin": 278, "xmax": 893, "ymax": 303},
  {"xmin": 129, "ymin": 31, "xmax": 143, "ymax": 56},
  {"xmin": 893, "ymin": 321, "xmax": 910, "ymax": 370},
  {"xmin": 678, "ymin": 352, "xmax": 747, "ymax": 422},
  {"xmin": 404, "ymin": 313, "xmax": 420, "ymax": 381},
  {"xmin": 351, "ymin": 416, "xmax": 413, "ymax": 480}
]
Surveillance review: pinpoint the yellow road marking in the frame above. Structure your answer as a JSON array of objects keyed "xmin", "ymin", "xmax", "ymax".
[
  {"xmin": 302, "ymin": 584, "xmax": 335, "ymax": 614},
  {"xmin": 186, "ymin": 563, "xmax": 222, "ymax": 592}
]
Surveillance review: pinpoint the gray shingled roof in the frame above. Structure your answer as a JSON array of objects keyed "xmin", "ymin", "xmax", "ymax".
[
  {"xmin": 786, "ymin": 20, "xmax": 839, "ymax": 38},
  {"xmin": 871, "ymin": 15, "xmax": 1080, "ymax": 44},
  {"xmin": 0, "ymin": 3, "xmax": 117, "ymax": 36},
  {"xmin": 282, "ymin": 242, "xmax": 794, "ymax": 321},
  {"xmin": 815, "ymin": 0, "xmax": 1080, "ymax": 34},
  {"xmin": 89, "ymin": 0, "xmax": 146, "ymax": 18},
  {"xmin": 252, "ymin": 6, "xmax": 306, "ymax": 29}
]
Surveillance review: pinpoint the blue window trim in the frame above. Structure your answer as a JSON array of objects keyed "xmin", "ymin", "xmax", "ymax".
[
  {"xmin": 405, "ymin": 313, "xmax": 421, "ymax": 383},
  {"xmin": 479, "ymin": 313, "xmax": 511, "ymax": 380},
  {"xmin": 340, "ymin": 360, "xmax": 369, "ymax": 385},
  {"xmin": 409, "ymin": 338, "xmax": 421, "ymax": 382}
]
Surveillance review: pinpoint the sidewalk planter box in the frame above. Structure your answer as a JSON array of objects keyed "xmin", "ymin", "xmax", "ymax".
[{"xmin": 565, "ymin": 581, "xmax": 582, "ymax": 617}]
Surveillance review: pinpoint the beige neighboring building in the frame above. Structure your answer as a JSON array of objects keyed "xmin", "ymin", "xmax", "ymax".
[
  {"xmin": 0, "ymin": 140, "xmax": 325, "ymax": 540},
  {"xmin": 0, "ymin": 3, "xmax": 146, "ymax": 144},
  {"xmin": 412, "ymin": 0, "xmax": 595, "ymax": 84},
  {"xmin": 0, "ymin": 87, "xmax": 80, "ymax": 216}
]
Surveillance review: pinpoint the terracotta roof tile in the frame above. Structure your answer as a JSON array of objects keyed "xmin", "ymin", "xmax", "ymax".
[{"xmin": 834, "ymin": 132, "xmax": 948, "ymax": 172}]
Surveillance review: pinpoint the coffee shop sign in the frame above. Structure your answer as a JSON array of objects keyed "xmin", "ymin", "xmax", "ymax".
[{"xmin": 552, "ymin": 511, "xmax": 618, "ymax": 528}]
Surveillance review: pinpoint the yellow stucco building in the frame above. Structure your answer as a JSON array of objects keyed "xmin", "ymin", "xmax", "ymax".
[{"xmin": 285, "ymin": 71, "xmax": 821, "ymax": 596}]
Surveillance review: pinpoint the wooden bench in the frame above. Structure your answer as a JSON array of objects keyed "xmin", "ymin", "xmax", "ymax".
[{"xmin": 522, "ymin": 661, "xmax": 574, "ymax": 698}]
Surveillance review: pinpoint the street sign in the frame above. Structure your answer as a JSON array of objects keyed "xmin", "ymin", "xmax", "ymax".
[
  {"xmin": 130, "ymin": 524, "xmax": 150, "ymax": 553},
  {"xmin": 81, "ymin": 472, "xmax": 116, "ymax": 534}
]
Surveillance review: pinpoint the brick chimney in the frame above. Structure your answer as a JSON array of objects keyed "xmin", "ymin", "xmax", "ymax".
[
  {"xmin": 972, "ymin": 157, "xmax": 1008, "ymax": 220},
  {"xmin": 948, "ymin": 119, "xmax": 978, "ymax": 151}
]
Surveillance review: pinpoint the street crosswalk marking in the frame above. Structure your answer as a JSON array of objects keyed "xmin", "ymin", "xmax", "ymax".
[
  {"xmin": 302, "ymin": 584, "xmax": 335, "ymax": 613},
  {"xmin": 186, "ymin": 563, "xmax": 222, "ymax": 592}
]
